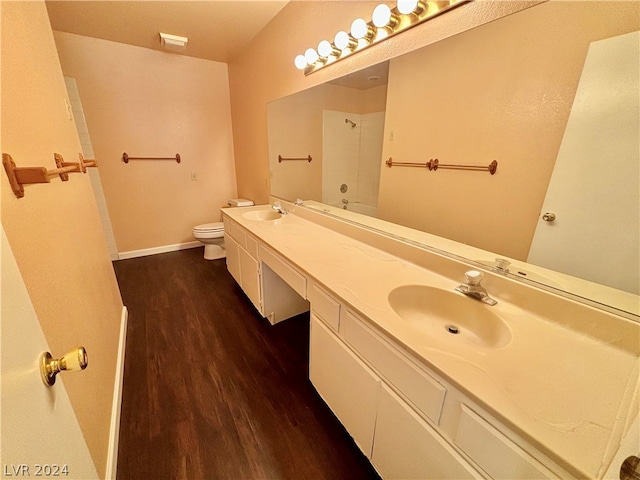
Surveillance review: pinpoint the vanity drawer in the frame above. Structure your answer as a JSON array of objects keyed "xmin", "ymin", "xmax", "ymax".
[
  {"xmin": 226, "ymin": 219, "xmax": 246, "ymax": 248},
  {"xmin": 342, "ymin": 310, "xmax": 446, "ymax": 425},
  {"xmin": 454, "ymin": 405, "xmax": 556, "ymax": 479},
  {"xmin": 309, "ymin": 283, "xmax": 341, "ymax": 332},
  {"xmin": 259, "ymin": 245, "xmax": 307, "ymax": 299},
  {"xmin": 245, "ymin": 233, "xmax": 259, "ymax": 259}
]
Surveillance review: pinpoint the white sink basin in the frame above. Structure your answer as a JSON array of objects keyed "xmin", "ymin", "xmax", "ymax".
[
  {"xmin": 242, "ymin": 209, "xmax": 282, "ymax": 221},
  {"xmin": 388, "ymin": 285, "xmax": 512, "ymax": 351}
]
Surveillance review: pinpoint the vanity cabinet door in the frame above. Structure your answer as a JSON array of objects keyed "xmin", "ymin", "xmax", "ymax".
[
  {"xmin": 238, "ymin": 247, "xmax": 261, "ymax": 313},
  {"xmin": 309, "ymin": 315, "xmax": 380, "ymax": 458},
  {"xmin": 224, "ymin": 233, "xmax": 241, "ymax": 284},
  {"xmin": 372, "ymin": 384, "xmax": 482, "ymax": 480},
  {"xmin": 454, "ymin": 405, "xmax": 557, "ymax": 479},
  {"xmin": 225, "ymin": 227, "xmax": 263, "ymax": 315}
]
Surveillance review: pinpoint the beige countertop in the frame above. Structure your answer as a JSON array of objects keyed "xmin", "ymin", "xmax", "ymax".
[{"xmin": 222, "ymin": 205, "xmax": 640, "ymax": 478}]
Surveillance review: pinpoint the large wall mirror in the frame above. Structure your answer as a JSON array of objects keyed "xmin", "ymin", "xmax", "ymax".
[{"xmin": 268, "ymin": 1, "xmax": 639, "ymax": 319}]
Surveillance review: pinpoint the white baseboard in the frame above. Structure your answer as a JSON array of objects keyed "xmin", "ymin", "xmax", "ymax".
[
  {"xmin": 105, "ymin": 306, "xmax": 128, "ymax": 480},
  {"xmin": 118, "ymin": 241, "xmax": 201, "ymax": 260}
]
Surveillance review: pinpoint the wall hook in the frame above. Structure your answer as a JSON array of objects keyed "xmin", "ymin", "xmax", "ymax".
[{"xmin": 40, "ymin": 346, "xmax": 88, "ymax": 387}]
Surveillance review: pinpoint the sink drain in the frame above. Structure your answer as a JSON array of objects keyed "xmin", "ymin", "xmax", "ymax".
[{"xmin": 446, "ymin": 324, "xmax": 460, "ymax": 335}]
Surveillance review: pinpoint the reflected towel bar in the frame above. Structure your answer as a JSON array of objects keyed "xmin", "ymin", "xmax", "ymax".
[
  {"xmin": 386, "ymin": 158, "xmax": 498, "ymax": 175},
  {"xmin": 278, "ymin": 155, "xmax": 312, "ymax": 163},
  {"xmin": 123, "ymin": 152, "xmax": 181, "ymax": 163}
]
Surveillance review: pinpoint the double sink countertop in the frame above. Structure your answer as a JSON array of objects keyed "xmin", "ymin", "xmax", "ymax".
[{"xmin": 222, "ymin": 204, "xmax": 640, "ymax": 479}]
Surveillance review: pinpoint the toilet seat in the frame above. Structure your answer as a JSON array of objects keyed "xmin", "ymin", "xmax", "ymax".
[
  {"xmin": 193, "ymin": 222, "xmax": 224, "ymax": 233},
  {"xmin": 193, "ymin": 222, "xmax": 224, "ymax": 239}
]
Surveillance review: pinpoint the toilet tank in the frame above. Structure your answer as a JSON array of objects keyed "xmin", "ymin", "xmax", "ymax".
[{"xmin": 228, "ymin": 198, "xmax": 254, "ymax": 207}]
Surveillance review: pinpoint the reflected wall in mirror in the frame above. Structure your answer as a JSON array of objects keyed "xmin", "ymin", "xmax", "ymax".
[
  {"xmin": 268, "ymin": 1, "xmax": 639, "ymax": 317},
  {"xmin": 322, "ymin": 110, "xmax": 385, "ymax": 216},
  {"xmin": 268, "ymin": 62, "xmax": 388, "ymax": 209}
]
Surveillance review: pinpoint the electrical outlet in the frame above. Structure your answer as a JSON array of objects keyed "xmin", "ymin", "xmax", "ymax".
[{"xmin": 190, "ymin": 172, "xmax": 197, "ymax": 181}]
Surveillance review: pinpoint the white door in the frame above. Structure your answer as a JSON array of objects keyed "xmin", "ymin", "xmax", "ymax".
[
  {"xmin": 527, "ymin": 31, "xmax": 639, "ymax": 294},
  {"xmin": 1, "ymin": 228, "xmax": 99, "ymax": 479}
]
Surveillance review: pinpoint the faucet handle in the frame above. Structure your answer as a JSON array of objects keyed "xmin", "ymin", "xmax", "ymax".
[
  {"xmin": 494, "ymin": 257, "xmax": 511, "ymax": 273},
  {"xmin": 465, "ymin": 270, "xmax": 483, "ymax": 286}
]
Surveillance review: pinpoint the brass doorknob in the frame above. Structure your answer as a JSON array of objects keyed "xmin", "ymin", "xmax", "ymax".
[
  {"xmin": 542, "ymin": 212, "xmax": 556, "ymax": 222},
  {"xmin": 621, "ymin": 455, "xmax": 640, "ymax": 480},
  {"xmin": 40, "ymin": 346, "xmax": 88, "ymax": 387}
]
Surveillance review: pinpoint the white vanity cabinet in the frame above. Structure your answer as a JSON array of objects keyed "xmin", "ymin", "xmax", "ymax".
[
  {"xmin": 373, "ymin": 384, "xmax": 482, "ymax": 479},
  {"xmin": 223, "ymin": 217, "xmax": 261, "ymax": 312},
  {"xmin": 308, "ymin": 281, "xmax": 567, "ymax": 480},
  {"xmin": 453, "ymin": 405, "xmax": 558, "ymax": 479},
  {"xmin": 223, "ymin": 215, "xmax": 309, "ymax": 324},
  {"xmin": 224, "ymin": 229, "xmax": 241, "ymax": 284},
  {"xmin": 309, "ymin": 315, "xmax": 380, "ymax": 457}
]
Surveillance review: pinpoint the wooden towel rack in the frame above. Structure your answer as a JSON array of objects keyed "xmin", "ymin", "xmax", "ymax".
[
  {"xmin": 385, "ymin": 157, "xmax": 498, "ymax": 175},
  {"xmin": 278, "ymin": 154, "xmax": 312, "ymax": 163},
  {"xmin": 3, "ymin": 153, "xmax": 97, "ymax": 198},
  {"xmin": 123, "ymin": 152, "xmax": 181, "ymax": 163}
]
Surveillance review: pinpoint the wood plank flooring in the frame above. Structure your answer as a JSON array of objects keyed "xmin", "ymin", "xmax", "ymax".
[{"xmin": 113, "ymin": 247, "xmax": 380, "ymax": 480}]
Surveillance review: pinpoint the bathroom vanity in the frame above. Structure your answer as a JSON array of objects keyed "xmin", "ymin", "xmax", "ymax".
[{"xmin": 221, "ymin": 203, "xmax": 639, "ymax": 479}]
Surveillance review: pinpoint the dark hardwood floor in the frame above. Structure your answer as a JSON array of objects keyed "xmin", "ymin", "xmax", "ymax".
[{"xmin": 113, "ymin": 247, "xmax": 380, "ymax": 480}]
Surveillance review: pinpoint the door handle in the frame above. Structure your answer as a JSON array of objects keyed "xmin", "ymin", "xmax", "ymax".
[
  {"xmin": 40, "ymin": 346, "xmax": 88, "ymax": 386},
  {"xmin": 542, "ymin": 212, "xmax": 556, "ymax": 222},
  {"xmin": 621, "ymin": 455, "xmax": 640, "ymax": 480}
]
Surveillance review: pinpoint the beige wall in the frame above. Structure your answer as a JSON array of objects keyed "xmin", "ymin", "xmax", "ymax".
[
  {"xmin": 377, "ymin": 1, "xmax": 639, "ymax": 260},
  {"xmin": 267, "ymin": 82, "xmax": 386, "ymax": 202},
  {"xmin": 228, "ymin": 0, "xmax": 544, "ymax": 205},
  {"xmin": 53, "ymin": 32, "xmax": 237, "ymax": 253},
  {"xmin": 1, "ymin": 2, "xmax": 124, "ymax": 476}
]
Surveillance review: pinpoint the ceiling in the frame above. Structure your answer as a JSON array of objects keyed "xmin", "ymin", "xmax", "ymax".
[
  {"xmin": 328, "ymin": 61, "xmax": 389, "ymax": 90},
  {"xmin": 45, "ymin": 1, "xmax": 290, "ymax": 63}
]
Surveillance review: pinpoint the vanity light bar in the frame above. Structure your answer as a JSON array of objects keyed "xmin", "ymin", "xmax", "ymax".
[{"xmin": 295, "ymin": 0, "xmax": 470, "ymax": 75}]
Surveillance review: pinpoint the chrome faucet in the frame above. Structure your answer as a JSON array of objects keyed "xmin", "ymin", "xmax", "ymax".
[
  {"xmin": 272, "ymin": 200, "xmax": 288, "ymax": 215},
  {"xmin": 456, "ymin": 270, "xmax": 497, "ymax": 306}
]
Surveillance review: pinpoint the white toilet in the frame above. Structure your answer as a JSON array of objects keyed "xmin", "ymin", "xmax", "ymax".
[
  {"xmin": 193, "ymin": 198, "xmax": 254, "ymax": 260},
  {"xmin": 192, "ymin": 222, "xmax": 225, "ymax": 260}
]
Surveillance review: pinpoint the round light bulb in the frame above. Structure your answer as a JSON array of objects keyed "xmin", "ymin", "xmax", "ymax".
[
  {"xmin": 294, "ymin": 54, "xmax": 307, "ymax": 70},
  {"xmin": 334, "ymin": 31, "xmax": 351, "ymax": 50},
  {"xmin": 372, "ymin": 4, "xmax": 392, "ymax": 27},
  {"xmin": 350, "ymin": 18, "xmax": 370, "ymax": 39},
  {"xmin": 317, "ymin": 40, "xmax": 334, "ymax": 58},
  {"xmin": 304, "ymin": 47, "xmax": 319, "ymax": 65},
  {"xmin": 397, "ymin": 0, "xmax": 419, "ymax": 14}
]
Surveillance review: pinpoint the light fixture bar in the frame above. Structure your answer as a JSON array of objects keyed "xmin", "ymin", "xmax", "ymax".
[{"xmin": 296, "ymin": 0, "xmax": 470, "ymax": 75}]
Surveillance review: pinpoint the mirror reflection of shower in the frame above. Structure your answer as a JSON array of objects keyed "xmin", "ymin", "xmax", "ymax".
[
  {"xmin": 345, "ymin": 118, "xmax": 357, "ymax": 128},
  {"xmin": 323, "ymin": 110, "xmax": 385, "ymax": 218}
]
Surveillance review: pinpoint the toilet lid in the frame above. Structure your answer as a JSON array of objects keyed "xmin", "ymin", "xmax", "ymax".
[{"xmin": 193, "ymin": 222, "xmax": 224, "ymax": 232}]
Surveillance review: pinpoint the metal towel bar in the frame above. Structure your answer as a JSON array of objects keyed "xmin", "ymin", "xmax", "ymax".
[
  {"xmin": 122, "ymin": 152, "xmax": 181, "ymax": 163},
  {"xmin": 385, "ymin": 157, "xmax": 498, "ymax": 175}
]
